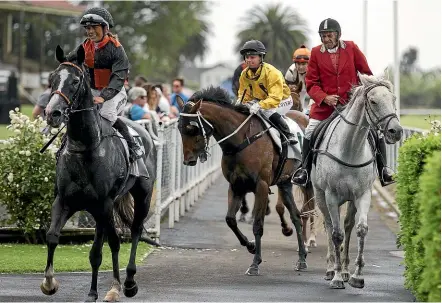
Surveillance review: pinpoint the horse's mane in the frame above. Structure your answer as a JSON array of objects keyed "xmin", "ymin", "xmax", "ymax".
[
  {"xmin": 186, "ymin": 86, "xmax": 250, "ymax": 115},
  {"xmin": 343, "ymin": 73, "xmax": 394, "ymax": 109}
]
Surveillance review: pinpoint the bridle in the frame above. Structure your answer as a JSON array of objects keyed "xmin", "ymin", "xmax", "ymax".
[
  {"xmin": 179, "ymin": 100, "xmax": 255, "ymax": 162},
  {"xmin": 334, "ymin": 83, "xmax": 398, "ymax": 134},
  {"xmin": 50, "ymin": 62, "xmax": 95, "ymax": 121}
]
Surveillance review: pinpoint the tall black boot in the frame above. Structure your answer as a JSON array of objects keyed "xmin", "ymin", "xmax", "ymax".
[
  {"xmin": 269, "ymin": 113, "xmax": 297, "ymax": 145},
  {"xmin": 377, "ymin": 136, "xmax": 395, "ymax": 186},
  {"xmin": 291, "ymin": 138, "xmax": 312, "ymax": 186},
  {"xmin": 113, "ymin": 119, "xmax": 143, "ymax": 163}
]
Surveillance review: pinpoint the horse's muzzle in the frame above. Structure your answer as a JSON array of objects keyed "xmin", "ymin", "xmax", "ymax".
[
  {"xmin": 385, "ymin": 124, "xmax": 403, "ymax": 144},
  {"xmin": 46, "ymin": 109, "xmax": 63, "ymax": 128},
  {"xmin": 183, "ymin": 159, "xmax": 197, "ymax": 166}
]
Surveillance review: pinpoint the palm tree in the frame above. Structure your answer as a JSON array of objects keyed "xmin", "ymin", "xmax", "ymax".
[{"xmin": 236, "ymin": 4, "xmax": 308, "ymax": 71}]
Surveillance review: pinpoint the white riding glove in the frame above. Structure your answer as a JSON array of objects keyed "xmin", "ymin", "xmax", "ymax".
[{"xmin": 249, "ymin": 102, "xmax": 261, "ymax": 115}]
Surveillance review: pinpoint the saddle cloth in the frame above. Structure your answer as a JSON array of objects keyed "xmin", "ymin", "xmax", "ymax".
[
  {"xmin": 256, "ymin": 112, "xmax": 303, "ymax": 161},
  {"xmin": 113, "ymin": 125, "xmax": 149, "ymax": 179}
]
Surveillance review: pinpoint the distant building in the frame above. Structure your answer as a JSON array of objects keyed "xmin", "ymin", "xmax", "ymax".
[{"xmin": 179, "ymin": 62, "xmax": 236, "ymax": 90}]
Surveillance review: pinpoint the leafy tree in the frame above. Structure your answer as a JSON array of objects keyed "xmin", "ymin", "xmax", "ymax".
[{"xmin": 236, "ymin": 3, "xmax": 308, "ymax": 71}]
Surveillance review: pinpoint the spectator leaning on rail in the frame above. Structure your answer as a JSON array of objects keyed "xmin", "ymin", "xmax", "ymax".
[
  {"xmin": 291, "ymin": 17, "xmax": 395, "ymax": 187},
  {"xmin": 32, "ymin": 72, "xmax": 55, "ymax": 120}
]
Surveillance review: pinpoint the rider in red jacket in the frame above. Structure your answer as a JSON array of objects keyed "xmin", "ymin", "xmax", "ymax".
[{"xmin": 292, "ymin": 18, "xmax": 395, "ymax": 187}]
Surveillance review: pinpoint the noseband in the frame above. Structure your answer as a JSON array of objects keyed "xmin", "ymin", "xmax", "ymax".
[{"xmin": 50, "ymin": 62, "xmax": 94, "ymax": 119}]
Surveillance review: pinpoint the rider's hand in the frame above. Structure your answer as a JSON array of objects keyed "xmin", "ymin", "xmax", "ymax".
[
  {"xmin": 324, "ymin": 95, "xmax": 339, "ymax": 106},
  {"xmin": 93, "ymin": 96, "xmax": 105, "ymax": 104},
  {"xmin": 249, "ymin": 102, "xmax": 261, "ymax": 114}
]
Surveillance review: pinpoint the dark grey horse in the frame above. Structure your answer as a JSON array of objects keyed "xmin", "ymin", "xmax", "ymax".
[{"xmin": 41, "ymin": 45, "xmax": 156, "ymax": 302}]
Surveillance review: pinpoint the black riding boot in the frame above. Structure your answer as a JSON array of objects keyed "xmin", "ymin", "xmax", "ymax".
[
  {"xmin": 291, "ymin": 138, "xmax": 312, "ymax": 186},
  {"xmin": 269, "ymin": 113, "xmax": 298, "ymax": 145},
  {"xmin": 377, "ymin": 136, "xmax": 395, "ymax": 187},
  {"xmin": 113, "ymin": 119, "xmax": 143, "ymax": 163}
]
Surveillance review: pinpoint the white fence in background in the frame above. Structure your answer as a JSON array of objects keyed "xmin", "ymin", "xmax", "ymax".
[{"xmin": 385, "ymin": 126, "xmax": 424, "ymax": 171}]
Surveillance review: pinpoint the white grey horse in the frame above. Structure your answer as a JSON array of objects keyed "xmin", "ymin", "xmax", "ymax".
[{"xmin": 311, "ymin": 73, "xmax": 403, "ymax": 289}]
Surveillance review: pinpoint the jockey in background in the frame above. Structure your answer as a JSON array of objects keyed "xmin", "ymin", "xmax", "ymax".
[
  {"xmin": 285, "ymin": 44, "xmax": 313, "ymax": 115},
  {"xmin": 237, "ymin": 39, "xmax": 297, "ymax": 145}
]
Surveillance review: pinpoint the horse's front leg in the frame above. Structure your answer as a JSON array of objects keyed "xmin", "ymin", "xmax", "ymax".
[
  {"xmin": 342, "ymin": 202, "xmax": 357, "ymax": 282},
  {"xmin": 275, "ymin": 194, "xmax": 293, "ymax": 237},
  {"xmin": 305, "ymin": 187, "xmax": 317, "ymax": 248},
  {"xmin": 103, "ymin": 209, "xmax": 122, "ymax": 302},
  {"xmin": 41, "ymin": 196, "xmax": 73, "ymax": 296},
  {"xmin": 225, "ymin": 185, "xmax": 255, "ymax": 253},
  {"xmin": 325, "ymin": 193, "xmax": 345, "ymax": 289},
  {"xmin": 349, "ymin": 191, "xmax": 371, "ymax": 289},
  {"xmin": 86, "ymin": 217, "xmax": 105, "ymax": 302},
  {"xmin": 245, "ymin": 180, "xmax": 268, "ymax": 276}
]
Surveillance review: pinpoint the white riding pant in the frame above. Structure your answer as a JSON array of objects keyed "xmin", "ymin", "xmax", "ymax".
[
  {"xmin": 305, "ymin": 118, "xmax": 321, "ymax": 140},
  {"xmin": 247, "ymin": 96, "xmax": 293, "ymax": 119},
  {"xmin": 92, "ymin": 88, "xmax": 127, "ymax": 125}
]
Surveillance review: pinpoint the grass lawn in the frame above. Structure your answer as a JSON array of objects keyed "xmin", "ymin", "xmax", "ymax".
[
  {"xmin": 400, "ymin": 114, "xmax": 441, "ymax": 130},
  {"xmin": 0, "ymin": 242, "xmax": 153, "ymax": 274}
]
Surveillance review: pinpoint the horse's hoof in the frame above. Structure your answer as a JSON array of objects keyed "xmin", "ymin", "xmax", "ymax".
[
  {"xmin": 123, "ymin": 281, "xmax": 138, "ymax": 298},
  {"xmin": 330, "ymin": 279, "xmax": 345, "ymax": 289},
  {"xmin": 348, "ymin": 276, "xmax": 365, "ymax": 289},
  {"xmin": 246, "ymin": 241, "xmax": 256, "ymax": 254},
  {"xmin": 103, "ymin": 288, "xmax": 120, "ymax": 302},
  {"xmin": 295, "ymin": 261, "xmax": 308, "ymax": 271},
  {"xmin": 342, "ymin": 272, "xmax": 350, "ymax": 282},
  {"xmin": 324, "ymin": 270, "xmax": 334, "ymax": 280},
  {"xmin": 239, "ymin": 215, "xmax": 246, "ymax": 222},
  {"xmin": 85, "ymin": 295, "xmax": 98, "ymax": 302},
  {"xmin": 282, "ymin": 227, "xmax": 293, "ymax": 237},
  {"xmin": 40, "ymin": 278, "xmax": 59, "ymax": 296},
  {"xmin": 308, "ymin": 239, "xmax": 317, "ymax": 248},
  {"xmin": 245, "ymin": 265, "xmax": 260, "ymax": 276}
]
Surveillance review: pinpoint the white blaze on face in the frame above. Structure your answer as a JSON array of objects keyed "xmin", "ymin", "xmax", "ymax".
[{"xmin": 46, "ymin": 69, "xmax": 69, "ymax": 113}]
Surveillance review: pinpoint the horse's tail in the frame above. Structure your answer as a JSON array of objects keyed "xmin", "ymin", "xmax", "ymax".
[{"xmin": 113, "ymin": 193, "xmax": 161, "ymax": 247}]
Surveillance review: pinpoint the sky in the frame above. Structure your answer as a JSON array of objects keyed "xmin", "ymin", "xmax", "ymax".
[{"xmin": 198, "ymin": 0, "xmax": 441, "ymax": 75}]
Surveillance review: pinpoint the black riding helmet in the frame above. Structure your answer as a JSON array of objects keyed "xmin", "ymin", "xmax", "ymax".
[
  {"xmin": 318, "ymin": 18, "xmax": 341, "ymax": 38},
  {"xmin": 80, "ymin": 7, "xmax": 114, "ymax": 28},
  {"xmin": 240, "ymin": 40, "xmax": 267, "ymax": 59}
]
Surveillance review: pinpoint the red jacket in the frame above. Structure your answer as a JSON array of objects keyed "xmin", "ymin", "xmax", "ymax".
[{"xmin": 306, "ymin": 41, "xmax": 372, "ymax": 120}]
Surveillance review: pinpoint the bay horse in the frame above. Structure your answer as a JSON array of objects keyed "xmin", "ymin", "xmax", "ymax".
[
  {"xmin": 238, "ymin": 83, "xmax": 317, "ymax": 252},
  {"xmin": 176, "ymin": 86, "xmax": 314, "ymax": 275},
  {"xmin": 311, "ymin": 73, "xmax": 402, "ymax": 289},
  {"xmin": 42, "ymin": 45, "xmax": 156, "ymax": 302}
]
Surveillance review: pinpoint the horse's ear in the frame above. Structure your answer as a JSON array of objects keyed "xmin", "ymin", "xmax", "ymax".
[
  {"xmin": 189, "ymin": 99, "xmax": 202, "ymax": 114},
  {"xmin": 76, "ymin": 45, "xmax": 85, "ymax": 65},
  {"xmin": 358, "ymin": 71, "xmax": 369, "ymax": 86},
  {"xmin": 56, "ymin": 45, "xmax": 66, "ymax": 63},
  {"xmin": 176, "ymin": 94, "xmax": 185, "ymax": 111}
]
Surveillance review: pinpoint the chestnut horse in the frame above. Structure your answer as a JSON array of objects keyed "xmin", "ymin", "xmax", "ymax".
[{"xmin": 176, "ymin": 86, "xmax": 314, "ymax": 275}]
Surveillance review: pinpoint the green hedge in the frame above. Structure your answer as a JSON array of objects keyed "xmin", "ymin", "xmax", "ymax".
[
  {"xmin": 416, "ymin": 151, "xmax": 441, "ymax": 302},
  {"xmin": 396, "ymin": 132, "xmax": 441, "ymax": 301}
]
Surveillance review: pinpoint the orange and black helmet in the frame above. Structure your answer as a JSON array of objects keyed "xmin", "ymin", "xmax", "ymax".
[{"xmin": 292, "ymin": 45, "xmax": 311, "ymax": 63}]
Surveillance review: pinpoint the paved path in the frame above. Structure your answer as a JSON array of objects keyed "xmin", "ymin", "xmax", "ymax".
[{"xmin": 0, "ymin": 178, "xmax": 413, "ymax": 302}]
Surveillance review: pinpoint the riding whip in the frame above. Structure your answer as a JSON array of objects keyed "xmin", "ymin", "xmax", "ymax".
[{"xmin": 39, "ymin": 124, "xmax": 66, "ymax": 154}]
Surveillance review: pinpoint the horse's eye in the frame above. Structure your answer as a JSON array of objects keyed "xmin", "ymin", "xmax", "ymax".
[
  {"xmin": 73, "ymin": 78, "xmax": 80, "ymax": 85},
  {"xmin": 370, "ymin": 98, "xmax": 377, "ymax": 105}
]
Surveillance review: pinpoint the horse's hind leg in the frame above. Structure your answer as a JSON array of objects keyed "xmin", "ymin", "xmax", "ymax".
[
  {"xmin": 277, "ymin": 180, "xmax": 307, "ymax": 271},
  {"xmin": 306, "ymin": 187, "xmax": 317, "ymax": 248},
  {"xmin": 41, "ymin": 196, "xmax": 73, "ymax": 296},
  {"xmin": 348, "ymin": 191, "xmax": 371, "ymax": 289},
  {"xmin": 124, "ymin": 178, "xmax": 152, "ymax": 298},
  {"xmin": 325, "ymin": 192, "xmax": 345, "ymax": 289},
  {"xmin": 225, "ymin": 185, "xmax": 255, "ymax": 254},
  {"xmin": 275, "ymin": 192, "xmax": 293, "ymax": 237},
  {"xmin": 342, "ymin": 202, "xmax": 357, "ymax": 282},
  {"xmin": 239, "ymin": 197, "xmax": 248, "ymax": 222}
]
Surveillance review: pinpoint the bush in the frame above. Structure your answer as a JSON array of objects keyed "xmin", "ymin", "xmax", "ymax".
[
  {"xmin": 396, "ymin": 130, "xmax": 441, "ymax": 300},
  {"xmin": 415, "ymin": 151, "xmax": 441, "ymax": 302},
  {"xmin": 0, "ymin": 109, "xmax": 62, "ymax": 241}
]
